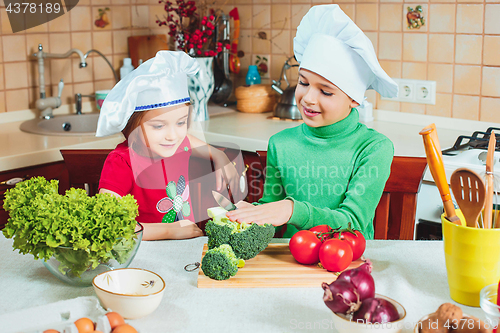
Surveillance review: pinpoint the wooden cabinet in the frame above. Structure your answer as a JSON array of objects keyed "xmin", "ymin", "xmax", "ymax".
[{"xmin": 0, "ymin": 161, "xmax": 69, "ymax": 230}]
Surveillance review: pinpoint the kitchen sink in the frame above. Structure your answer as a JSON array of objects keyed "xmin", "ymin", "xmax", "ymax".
[{"xmin": 20, "ymin": 113, "xmax": 99, "ymax": 136}]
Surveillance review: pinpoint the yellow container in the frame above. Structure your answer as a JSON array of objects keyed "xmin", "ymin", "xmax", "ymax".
[{"xmin": 442, "ymin": 211, "xmax": 500, "ymax": 307}]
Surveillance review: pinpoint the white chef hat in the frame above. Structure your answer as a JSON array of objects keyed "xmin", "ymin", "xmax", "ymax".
[
  {"xmin": 96, "ymin": 51, "xmax": 200, "ymax": 137},
  {"xmin": 293, "ymin": 4, "xmax": 398, "ymax": 104}
]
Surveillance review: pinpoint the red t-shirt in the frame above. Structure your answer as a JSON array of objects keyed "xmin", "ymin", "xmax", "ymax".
[{"xmin": 99, "ymin": 137, "xmax": 194, "ymax": 223}]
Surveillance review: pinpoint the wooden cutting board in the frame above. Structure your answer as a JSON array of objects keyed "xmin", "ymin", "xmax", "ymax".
[
  {"xmin": 197, "ymin": 243, "xmax": 365, "ymax": 288},
  {"xmin": 127, "ymin": 35, "xmax": 169, "ymax": 68}
]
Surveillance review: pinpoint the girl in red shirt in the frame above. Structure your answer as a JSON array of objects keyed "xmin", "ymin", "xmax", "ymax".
[{"xmin": 96, "ymin": 51, "xmax": 239, "ymax": 240}]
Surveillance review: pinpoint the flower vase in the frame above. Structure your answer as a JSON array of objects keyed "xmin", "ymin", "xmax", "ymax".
[{"xmin": 188, "ymin": 57, "xmax": 214, "ymax": 122}]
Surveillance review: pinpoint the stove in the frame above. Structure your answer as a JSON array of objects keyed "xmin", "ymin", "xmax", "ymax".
[{"xmin": 416, "ymin": 127, "xmax": 500, "ymax": 239}]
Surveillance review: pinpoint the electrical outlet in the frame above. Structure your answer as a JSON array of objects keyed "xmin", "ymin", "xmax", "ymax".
[
  {"xmin": 381, "ymin": 78, "xmax": 436, "ymax": 105},
  {"xmin": 398, "ymin": 80, "xmax": 415, "ymax": 102},
  {"xmin": 415, "ymin": 80, "xmax": 436, "ymax": 105}
]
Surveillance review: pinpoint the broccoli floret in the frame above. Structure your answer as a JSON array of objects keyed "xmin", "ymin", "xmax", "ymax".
[
  {"xmin": 205, "ymin": 215, "xmax": 275, "ymax": 260},
  {"xmin": 201, "ymin": 244, "xmax": 240, "ymax": 280}
]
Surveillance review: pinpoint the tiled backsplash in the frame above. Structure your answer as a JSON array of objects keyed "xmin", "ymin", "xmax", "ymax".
[{"xmin": 0, "ymin": 0, "xmax": 499, "ymax": 123}]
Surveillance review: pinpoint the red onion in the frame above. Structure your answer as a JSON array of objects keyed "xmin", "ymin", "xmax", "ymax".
[
  {"xmin": 322, "ymin": 280, "xmax": 361, "ymax": 314},
  {"xmin": 336, "ymin": 262, "xmax": 375, "ymax": 301},
  {"xmin": 352, "ymin": 297, "xmax": 400, "ymax": 324}
]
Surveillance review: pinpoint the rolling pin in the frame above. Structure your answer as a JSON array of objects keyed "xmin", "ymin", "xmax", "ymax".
[{"xmin": 420, "ymin": 124, "xmax": 462, "ymax": 225}]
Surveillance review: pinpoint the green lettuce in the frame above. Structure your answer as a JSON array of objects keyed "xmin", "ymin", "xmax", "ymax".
[{"xmin": 2, "ymin": 176, "xmax": 139, "ymax": 277}]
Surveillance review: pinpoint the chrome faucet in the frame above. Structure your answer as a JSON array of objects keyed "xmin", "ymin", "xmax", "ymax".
[{"xmin": 33, "ymin": 43, "xmax": 87, "ymax": 119}]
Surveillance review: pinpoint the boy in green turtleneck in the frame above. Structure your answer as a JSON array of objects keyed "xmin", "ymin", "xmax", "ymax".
[{"xmin": 226, "ymin": 5, "xmax": 399, "ymax": 239}]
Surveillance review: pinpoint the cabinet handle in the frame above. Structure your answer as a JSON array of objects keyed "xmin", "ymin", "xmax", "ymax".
[{"xmin": 0, "ymin": 175, "xmax": 28, "ymax": 186}]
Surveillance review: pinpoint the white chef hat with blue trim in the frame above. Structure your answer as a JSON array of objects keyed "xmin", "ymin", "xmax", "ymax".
[
  {"xmin": 96, "ymin": 51, "xmax": 200, "ymax": 137},
  {"xmin": 293, "ymin": 4, "xmax": 398, "ymax": 104}
]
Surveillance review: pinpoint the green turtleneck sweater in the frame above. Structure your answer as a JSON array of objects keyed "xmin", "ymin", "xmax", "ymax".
[{"xmin": 258, "ymin": 109, "xmax": 394, "ymax": 239}]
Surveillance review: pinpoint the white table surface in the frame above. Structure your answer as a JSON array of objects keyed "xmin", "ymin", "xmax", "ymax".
[{"xmin": 0, "ymin": 235, "xmax": 490, "ymax": 333}]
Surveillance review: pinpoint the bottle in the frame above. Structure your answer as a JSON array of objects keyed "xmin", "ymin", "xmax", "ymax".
[
  {"xmin": 246, "ymin": 65, "xmax": 261, "ymax": 85},
  {"xmin": 120, "ymin": 58, "xmax": 134, "ymax": 80}
]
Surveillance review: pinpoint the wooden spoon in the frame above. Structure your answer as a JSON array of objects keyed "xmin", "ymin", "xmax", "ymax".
[
  {"xmin": 420, "ymin": 124, "xmax": 461, "ymax": 225},
  {"xmin": 450, "ymin": 168, "xmax": 486, "ymax": 228}
]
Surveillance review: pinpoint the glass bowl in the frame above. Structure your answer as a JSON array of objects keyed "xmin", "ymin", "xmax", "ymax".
[
  {"xmin": 480, "ymin": 283, "xmax": 500, "ymax": 330},
  {"xmin": 42, "ymin": 222, "xmax": 143, "ymax": 287}
]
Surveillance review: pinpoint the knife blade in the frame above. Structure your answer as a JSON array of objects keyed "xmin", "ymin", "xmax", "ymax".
[{"xmin": 212, "ymin": 191, "xmax": 237, "ymax": 211}]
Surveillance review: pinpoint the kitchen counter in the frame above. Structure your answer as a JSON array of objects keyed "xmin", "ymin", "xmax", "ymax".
[
  {"xmin": 0, "ymin": 236, "xmax": 491, "ymax": 332},
  {"xmin": 1, "ymin": 103, "xmax": 499, "ymax": 171}
]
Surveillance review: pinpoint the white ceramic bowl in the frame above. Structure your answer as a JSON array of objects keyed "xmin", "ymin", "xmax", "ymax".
[
  {"xmin": 331, "ymin": 294, "xmax": 407, "ymax": 333},
  {"xmin": 92, "ymin": 268, "xmax": 165, "ymax": 319}
]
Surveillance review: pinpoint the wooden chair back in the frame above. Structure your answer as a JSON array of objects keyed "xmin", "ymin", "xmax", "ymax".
[
  {"xmin": 254, "ymin": 151, "xmax": 427, "ymax": 240},
  {"xmin": 60, "ymin": 149, "xmax": 112, "ymax": 196}
]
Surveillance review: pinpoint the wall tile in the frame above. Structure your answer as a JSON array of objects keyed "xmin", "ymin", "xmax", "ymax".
[
  {"xmin": 3, "ymin": 35, "xmax": 27, "ymax": 62},
  {"xmin": 380, "ymin": 4, "xmax": 403, "ymax": 32},
  {"xmin": 111, "ymin": 6, "xmax": 131, "ymax": 29},
  {"xmin": 455, "ymin": 35, "xmax": 482, "ymax": 65},
  {"xmin": 0, "ymin": 64, "xmax": 5, "ymax": 90},
  {"xmin": 428, "ymin": 34, "xmax": 454, "ymax": 64},
  {"xmin": 49, "ymin": 33, "xmax": 71, "ymax": 54},
  {"xmin": 271, "ymin": 54, "xmax": 287, "ymax": 82},
  {"xmin": 0, "ymin": 92, "xmax": 6, "ymax": 113},
  {"xmin": 426, "ymin": 93, "xmax": 452, "ymax": 117},
  {"xmin": 6, "ymin": 89, "xmax": 29, "ymax": 112},
  {"xmin": 71, "ymin": 32, "xmax": 92, "ymax": 53},
  {"xmin": 252, "ymin": 30, "xmax": 271, "ymax": 54},
  {"xmin": 253, "ymin": 5, "xmax": 271, "ymax": 30},
  {"xmin": 429, "ymin": 4, "xmax": 455, "ymax": 33},
  {"xmin": 482, "ymin": 66, "xmax": 500, "ymax": 98},
  {"xmin": 148, "ymin": 5, "xmax": 164, "ymax": 30},
  {"xmin": 402, "ymin": 62, "xmax": 427, "ymax": 80},
  {"xmin": 485, "ymin": 4, "xmax": 500, "ymax": 35},
  {"xmin": 401, "ymin": 102, "xmax": 425, "ymax": 114},
  {"xmin": 377, "ymin": 95, "xmax": 400, "ymax": 111},
  {"xmin": 112, "ymin": 0, "xmax": 130, "ymax": 4},
  {"xmin": 71, "ymin": 6, "xmax": 92, "ymax": 31},
  {"xmin": 456, "ymin": 4, "xmax": 483, "ymax": 34},
  {"xmin": 452, "ymin": 94, "xmax": 479, "ymax": 120},
  {"xmin": 113, "ymin": 30, "xmax": 133, "ymax": 54},
  {"xmin": 50, "ymin": 59, "xmax": 73, "ymax": 84},
  {"xmin": 95, "ymin": 79, "xmax": 115, "ymax": 90},
  {"xmin": 1, "ymin": 10, "xmax": 14, "ymax": 34},
  {"xmin": 239, "ymin": 29, "xmax": 253, "ymax": 54},
  {"xmin": 291, "ymin": 4, "xmax": 310, "ymax": 30},
  {"xmin": 239, "ymin": 5, "xmax": 253, "ymax": 30},
  {"xmin": 380, "ymin": 60, "xmax": 402, "ymax": 78},
  {"xmin": 271, "ymin": 29, "xmax": 290, "ymax": 56},
  {"xmin": 378, "ymin": 33, "xmax": 402, "ymax": 61},
  {"xmin": 92, "ymin": 31, "xmax": 113, "ymax": 55},
  {"xmin": 355, "ymin": 4, "xmax": 378, "ymax": 31},
  {"xmin": 73, "ymin": 82, "xmax": 95, "ymax": 97},
  {"xmin": 403, "ymin": 33, "xmax": 427, "ymax": 62},
  {"xmin": 4, "ymin": 63, "xmax": 28, "ymax": 89},
  {"xmin": 427, "ymin": 63, "xmax": 453, "ymax": 93},
  {"xmin": 48, "ymin": 11, "xmax": 71, "ymax": 32},
  {"xmin": 93, "ymin": 55, "xmax": 115, "ymax": 80},
  {"xmin": 404, "ymin": 4, "xmax": 427, "ymax": 32},
  {"xmin": 483, "ymin": 36, "xmax": 500, "ymax": 66},
  {"xmin": 480, "ymin": 97, "xmax": 500, "ymax": 122},
  {"xmin": 92, "ymin": 0, "xmax": 111, "ymax": 4},
  {"xmin": 26, "ymin": 21, "xmax": 48, "ymax": 34},
  {"xmin": 131, "ymin": 5, "xmax": 149, "ymax": 28},
  {"xmin": 271, "ymin": 4, "xmax": 291, "ymax": 30},
  {"xmin": 338, "ymin": 4, "xmax": 355, "ymax": 21},
  {"xmin": 454, "ymin": 65, "xmax": 481, "ymax": 95}
]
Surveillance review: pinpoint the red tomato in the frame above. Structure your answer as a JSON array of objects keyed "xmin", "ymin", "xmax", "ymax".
[
  {"xmin": 289, "ymin": 230, "xmax": 322, "ymax": 264},
  {"xmin": 319, "ymin": 239, "xmax": 353, "ymax": 272},
  {"xmin": 309, "ymin": 224, "xmax": 333, "ymax": 242},
  {"xmin": 336, "ymin": 230, "xmax": 366, "ymax": 261}
]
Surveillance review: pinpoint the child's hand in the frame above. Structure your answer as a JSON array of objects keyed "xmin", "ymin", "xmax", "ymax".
[
  {"xmin": 166, "ymin": 220, "xmax": 204, "ymax": 240},
  {"xmin": 226, "ymin": 200, "xmax": 293, "ymax": 226},
  {"xmin": 215, "ymin": 160, "xmax": 239, "ymax": 193}
]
